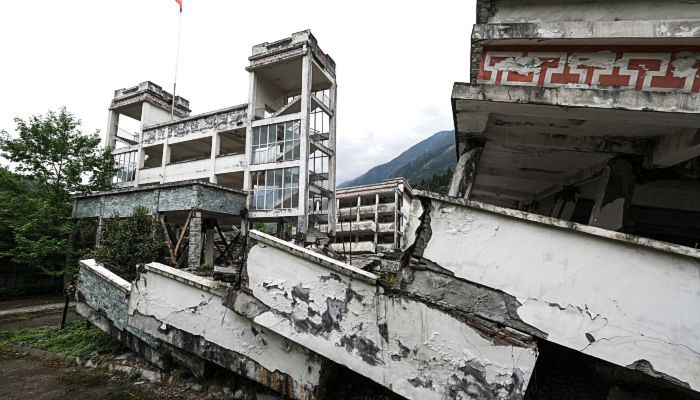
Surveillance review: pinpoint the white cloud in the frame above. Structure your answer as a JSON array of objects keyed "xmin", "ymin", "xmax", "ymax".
[{"xmin": 0, "ymin": 0, "xmax": 474, "ymax": 183}]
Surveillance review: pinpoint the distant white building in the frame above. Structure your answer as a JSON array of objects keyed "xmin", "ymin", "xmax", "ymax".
[
  {"xmin": 105, "ymin": 30, "xmax": 337, "ymax": 235},
  {"xmin": 323, "ymin": 178, "xmax": 412, "ymax": 254}
]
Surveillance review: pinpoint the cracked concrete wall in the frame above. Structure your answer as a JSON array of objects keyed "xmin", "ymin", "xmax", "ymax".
[
  {"xmin": 238, "ymin": 232, "xmax": 538, "ymax": 400},
  {"xmin": 405, "ymin": 193, "xmax": 700, "ymax": 392},
  {"xmin": 77, "ymin": 259, "xmax": 132, "ymax": 331},
  {"xmin": 127, "ymin": 263, "xmax": 322, "ymax": 399}
]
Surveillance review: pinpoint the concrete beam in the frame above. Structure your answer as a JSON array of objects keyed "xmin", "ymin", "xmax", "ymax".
[
  {"xmin": 484, "ymin": 130, "xmax": 648, "ymax": 155},
  {"xmin": 589, "ymin": 159, "xmax": 636, "ymax": 232},
  {"xmin": 651, "ymin": 128, "xmax": 700, "ymax": 167}
]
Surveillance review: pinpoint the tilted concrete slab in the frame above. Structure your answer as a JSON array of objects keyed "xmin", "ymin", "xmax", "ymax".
[
  {"xmin": 238, "ymin": 231, "xmax": 538, "ymax": 400},
  {"xmin": 404, "ymin": 190, "xmax": 700, "ymax": 392}
]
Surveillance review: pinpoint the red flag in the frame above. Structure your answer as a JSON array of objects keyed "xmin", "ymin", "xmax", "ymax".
[{"xmin": 175, "ymin": 0, "xmax": 182, "ymax": 12}]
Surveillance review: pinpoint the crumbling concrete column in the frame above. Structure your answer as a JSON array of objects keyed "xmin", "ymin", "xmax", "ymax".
[
  {"xmin": 448, "ymin": 143, "xmax": 483, "ymax": 199},
  {"xmin": 204, "ymin": 228, "xmax": 215, "ymax": 267},
  {"xmin": 105, "ymin": 110, "xmax": 119, "ymax": 149},
  {"xmin": 95, "ymin": 216, "xmax": 105, "ymax": 247},
  {"xmin": 589, "ymin": 158, "xmax": 636, "ymax": 231},
  {"xmin": 209, "ymin": 132, "xmax": 221, "ymax": 184},
  {"xmin": 374, "ymin": 193, "xmax": 379, "ymax": 247},
  {"xmin": 188, "ymin": 211, "xmax": 203, "ymax": 269}
]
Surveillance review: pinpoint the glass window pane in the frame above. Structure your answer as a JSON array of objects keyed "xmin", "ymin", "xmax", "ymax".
[
  {"xmin": 285, "ymin": 122, "xmax": 293, "ymax": 141},
  {"xmin": 267, "ymin": 125, "xmax": 275, "ymax": 145},
  {"xmin": 274, "ymin": 169, "xmax": 283, "ymax": 189},
  {"xmin": 290, "ymin": 167, "xmax": 299, "ymax": 186},
  {"xmin": 283, "ymin": 188, "xmax": 291, "ymax": 208},
  {"xmin": 283, "ymin": 168, "xmax": 291, "ymax": 187},
  {"xmin": 291, "ymin": 188, "xmax": 299, "ymax": 208},
  {"xmin": 276, "ymin": 123, "xmax": 285, "ymax": 142},
  {"xmin": 265, "ymin": 189, "xmax": 273, "ymax": 210},
  {"xmin": 275, "ymin": 188, "xmax": 283, "ymax": 209}
]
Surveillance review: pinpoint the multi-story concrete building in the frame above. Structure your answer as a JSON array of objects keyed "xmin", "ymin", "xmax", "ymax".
[
  {"xmin": 324, "ymin": 178, "xmax": 412, "ymax": 255},
  {"xmin": 106, "ymin": 30, "xmax": 337, "ymax": 235}
]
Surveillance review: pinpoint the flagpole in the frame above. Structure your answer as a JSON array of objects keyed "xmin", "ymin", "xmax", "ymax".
[{"xmin": 171, "ymin": 10, "xmax": 182, "ymax": 120}]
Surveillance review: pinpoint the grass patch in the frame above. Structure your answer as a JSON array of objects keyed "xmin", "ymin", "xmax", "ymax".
[{"xmin": 0, "ymin": 319, "xmax": 118, "ymax": 357}]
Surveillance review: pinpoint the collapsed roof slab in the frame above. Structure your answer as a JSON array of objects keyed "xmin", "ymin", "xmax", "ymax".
[{"xmin": 451, "ymin": 83, "xmax": 700, "ymax": 205}]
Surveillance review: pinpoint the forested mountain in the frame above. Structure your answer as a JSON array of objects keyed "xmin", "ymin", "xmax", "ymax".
[{"xmin": 339, "ymin": 130, "xmax": 457, "ymax": 193}]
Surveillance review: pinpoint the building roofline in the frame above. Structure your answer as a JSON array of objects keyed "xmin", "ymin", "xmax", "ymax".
[
  {"xmin": 337, "ymin": 178, "xmax": 412, "ymax": 196},
  {"xmin": 142, "ymin": 103, "xmax": 248, "ymax": 131},
  {"xmin": 72, "ymin": 180, "xmax": 246, "ymax": 200}
]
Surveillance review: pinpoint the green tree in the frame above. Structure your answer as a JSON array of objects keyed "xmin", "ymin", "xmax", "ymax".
[
  {"xmin": 89, "ymin": 206, "xmax": 165, "ymax": 281},
  {"xmin": 0, "ymin": 108, "xmax": 115, "ymax": 277}
]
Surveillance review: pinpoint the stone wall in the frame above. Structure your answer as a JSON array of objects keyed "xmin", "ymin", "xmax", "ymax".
[{"xmin": 76, "ymin": 259, "xmax": 131, "ymax": 332}]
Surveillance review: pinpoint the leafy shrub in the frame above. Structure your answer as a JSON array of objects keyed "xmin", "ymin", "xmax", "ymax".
[{"xmin": 89, "ymin": 206, "xmax": 165, "ymax": 281}]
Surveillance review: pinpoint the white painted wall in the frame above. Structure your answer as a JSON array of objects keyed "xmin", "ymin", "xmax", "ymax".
[
  {"xmin": 162, "ymin": 159, "xmax": 211, "ymax": 183},
  {"xmin": 416, "ymin": 196, "xmax": 700, "ymax": 391},
  {"xmin": 128, "ymin": 263, "xmax": 323, "ymax": 398},
  {"xmin": 245, "ymin": 238, "xmax": 537, "ymax": 400}
]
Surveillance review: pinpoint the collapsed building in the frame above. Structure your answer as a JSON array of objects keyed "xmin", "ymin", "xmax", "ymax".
[{"xmin": 74, "ymin": 2, "xmax": 700, "ymax": 399}]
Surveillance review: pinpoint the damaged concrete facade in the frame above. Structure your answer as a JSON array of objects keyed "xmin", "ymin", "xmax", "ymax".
[
  {"xmin": 324, "ymin": 178, "xmax": 412, "ymax": 255},
  {"xmin": 107, "ymin": 30, "xmax": 337, "ymax": 235},
  {"xmin": 74, "ymin": 2, "xmax": 700, "ymax": 399},
  {"xmin": 446, "ymin": 0, "xmax": 700, "ymax": 397}
]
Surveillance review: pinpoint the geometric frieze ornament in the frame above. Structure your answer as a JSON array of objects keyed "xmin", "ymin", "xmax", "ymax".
[{"xmin": 478, "ymin": 46, "xmax": 700, "ymax": 93}]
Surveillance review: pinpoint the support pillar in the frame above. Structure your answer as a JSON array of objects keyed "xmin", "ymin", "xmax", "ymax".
[
  {"xmin": 106, "ymin": 110, "xmax": 119, "ymax": 148},
  {"xmin": 95, "ymin": 217, "xmax": 105, "ymax": 247},
  {"xmin": 448, "ymin": 144, "xmax": 483, "ymax": 199},
  {"xmin": 297, "ymin": 52, "xmax": 313, "ymax": 234},
  {"xmin": 160, "ymin": 143, "xmax": 171, "ymax": 184},
  {"xmin": 188, "ymin": 211, "xmax": 203, "ymax": 269},
  {"xmin": 374, "ymin": 193, "xmax": 379, "ymax": 248},
  {"xmin": 204, "ymin": 228, "xmax": 215, "ymax": 267},
  {"xmin": 240, "ymin": 209, "xmax": 249, "ymax": 237},
  {"xmin": 589, "ymin": 158, "xmax": 636, "ymax": 231},
  {"xmin": 393, "ymin": 190, "xmax": 399, "ymax": 249},
  {"xmin": 209, "ymin": 132, "xmax": 221, "ymax": 183}
]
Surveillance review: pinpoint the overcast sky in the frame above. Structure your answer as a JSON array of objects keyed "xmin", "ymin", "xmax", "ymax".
[{"xmin": 0, "ymin": 0, "xmax": 474, "ymax": 183}]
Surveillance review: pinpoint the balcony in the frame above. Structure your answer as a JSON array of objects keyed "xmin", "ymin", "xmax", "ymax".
[
  {"xmin": 318, "ymin": 221, "xmax": 395, "ymax": 235},
  {"xmin": 329, "ymin": 241, "xmax": 376, "ymax": 254},
  {"xmin": 141, "ymin": 105, "xmax": 247, "ymax": 147},
  {"xmin": 337, "ymin": 203, "xmax": 396, "ymax": 219},
  {"xmin": 136, "ymin": 154, "xmax": 247, "ymax": 186}
]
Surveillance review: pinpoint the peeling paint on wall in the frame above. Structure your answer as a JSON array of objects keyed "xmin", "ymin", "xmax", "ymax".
[
  {"xmin": 410, "ymin": 194, "xmax": 700, "ymax": 391},
  {"xmin": 241, "ymin": 239, "xmax": 537, "ymax": 400}
]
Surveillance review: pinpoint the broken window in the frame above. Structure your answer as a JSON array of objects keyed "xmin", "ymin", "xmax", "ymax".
[
  {"xmin": 252, "ymin": 167, "xmax": 299, "ymax": 210},
  {"xmin": 251, "ymin": 120, "xmax": 300, "ymax": 164},
  {"xmin": 113, "ymin": 150, "xmax": 137, "ymax": 184}
]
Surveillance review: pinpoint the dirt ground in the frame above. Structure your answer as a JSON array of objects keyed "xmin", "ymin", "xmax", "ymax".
[
  {"xmin": 0, "ymin": 299, "xmax": 216, "ymax": 400},
  {"xmin": 0, "ymin": 350, "xmax": 155, "ymax": 400}
]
